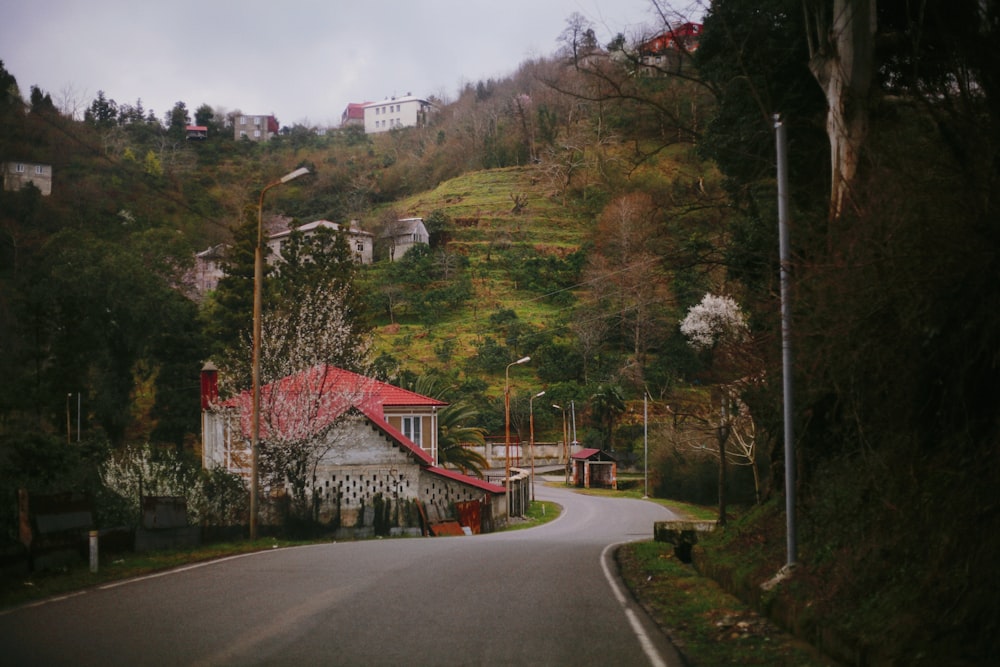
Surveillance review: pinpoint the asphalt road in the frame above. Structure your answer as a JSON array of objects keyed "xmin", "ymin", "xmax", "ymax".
[{"xmin": 1, "ymin": 483, "xmax": 685, "ymax": 666}]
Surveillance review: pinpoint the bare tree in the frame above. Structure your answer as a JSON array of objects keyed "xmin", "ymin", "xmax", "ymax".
[
  {"xmin": 587, "ymin": 193, "xmax": 671, "ymax": 369},
  {"xmin": 804, "ymin": 0, "xmax": 877, "ymax": 220}
]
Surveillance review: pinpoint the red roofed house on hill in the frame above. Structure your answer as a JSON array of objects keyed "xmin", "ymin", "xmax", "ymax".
[
  {"xmin": 340, "ymin": 102, "xmax": 369, "ymax": 127},
  {"xmin": 201, "ymin": 365, "xmax": 506, "ymax": 534},
  {"xmin": 638, "ymin": 22, "xmax": 702, "ymax": 75}
]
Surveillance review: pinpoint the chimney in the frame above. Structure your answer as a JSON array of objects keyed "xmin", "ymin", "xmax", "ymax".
[{"xmin": 200, "ymin": 361, "xmax": 219, "ymax": 410}]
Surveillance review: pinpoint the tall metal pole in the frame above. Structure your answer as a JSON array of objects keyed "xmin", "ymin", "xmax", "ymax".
[
  {"xmin": 774, "ymin": 114, "xmax": 797, "ymax": 568},
  {"xmin": 529, "ymin": 391, "xmax": 544, "ymax": 502},
  {"xmin": 251, "ymin": 167, "xmax": 309, "ymax": 541},
  {"xmin": 504, "ymin": 356, "xmax": 530, "ymax": 518},
  {"xmin": 570, "ymin": 400, "xmax": 577, "ymax": 446},
  {"xmin": 643, "ymin": 392, "xmax": 648, "ymax": 499}
]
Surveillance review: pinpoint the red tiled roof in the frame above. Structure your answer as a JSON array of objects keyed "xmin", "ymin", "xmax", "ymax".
[
  {"xmin": 219, "ymin": 365, "xmax": 446, "ymax": 442},
  {"xmin": 345, "ymin": 103, "xmax": 368, "ymax": 120},
  {"xmin": 425, "ymin": 466, "xmax": 505, "ymax": 493},
  {"xmin": 572, "ymin": 448, "xmax": 603, "ymax": 460}
]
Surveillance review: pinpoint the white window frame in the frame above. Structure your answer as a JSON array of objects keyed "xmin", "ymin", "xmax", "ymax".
[{"xmin": 401, "ymin": 416, "xmax": 422, "ymax": 446}]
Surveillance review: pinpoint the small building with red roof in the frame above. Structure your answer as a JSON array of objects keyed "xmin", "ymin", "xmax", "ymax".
[
  {"xmin": 201, "ymin": 364, "xmax": 506, "ymax": 533},
  {"xmin": 570, "ymin": 448, "xmax": 618, "ymax": 490}
]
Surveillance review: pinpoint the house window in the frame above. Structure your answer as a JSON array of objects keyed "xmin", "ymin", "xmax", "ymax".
[
  {"xmin": 35, "ymin": 165, "xmax": 44, "ymax": 174},
  {"xmin": 15, "ymin": 163, "xmax": 25, "ymax": 173},
  {"xmin": 356, "ymin": 241, "xmax": 364, "ymax": 252},
  {"xmin": 401, "ymin": 416, "xmax": 422, "ymax": 446},
  {"xmin": 254, "ymin": 116, "xmax": 261, "ymax": 125},
  {"xmin": 239, "ymin": 116, "xmax": 247, "ymax": 125},
  {"xmin": 254, "ymin": 130, "xmax": 261, "ymax": 138}
]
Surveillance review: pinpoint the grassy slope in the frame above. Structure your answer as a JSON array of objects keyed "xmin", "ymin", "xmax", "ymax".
[{"xmin": 368, "ymin": 166, "xmax": 587, "ymax": 378}]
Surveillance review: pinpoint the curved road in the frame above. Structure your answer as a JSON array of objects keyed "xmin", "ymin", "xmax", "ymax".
[{"xmin": 1, "ymin": 483, "xmax": 684, "ymax": 666}]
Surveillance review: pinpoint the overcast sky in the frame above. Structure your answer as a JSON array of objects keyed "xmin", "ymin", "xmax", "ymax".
[{"xmin": 1, "ymin": 1, "xmax": 702, "ymax": 128}]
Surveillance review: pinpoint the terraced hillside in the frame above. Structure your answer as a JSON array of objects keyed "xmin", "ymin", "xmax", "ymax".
[{"xmin": 365, "ymin": 166, "xmax": 595, "ymax": 381}]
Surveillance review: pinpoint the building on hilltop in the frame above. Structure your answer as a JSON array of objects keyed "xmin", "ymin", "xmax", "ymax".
[
  {"xmin": 383, "ymin": 217, "xmax": 429, "ymax": 262},
  {"xmin": 191, "ymin": 243, "xmax": 228, "ymax": 295},
  {"xmin": 340, "ymin": 102, "xmax": 369, "ymax": 127},
  {"xmin": 185, "ymin": 125, "xmax": 208, "ymax": 140},
  {"xmin": 234, "ymin": 114, "xmax": 279, "ymax": 141},
  {"xmin": 363, "ymin": 95, "xmax": 433, "ymax": 134},
  {"xmin": 638, "ymin": 22, "xmax": 703, "ymax": 75},
  {"xmin": 2, "ymin": 161, "xmax": 52, "ymax": 196},
  {"xmin": 267, "ymin": 219, "xmax": 374, "ymax": 265}
]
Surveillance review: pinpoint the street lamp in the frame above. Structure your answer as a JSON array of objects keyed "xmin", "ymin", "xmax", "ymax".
[
  {"xmin": 552, "ymin": 404, "xmax": 568, "ymax": 463},
  {"xmin": 251, "ymin": 166, "xmax": 309, "ymax": 541},
  {"xmin": 529, "ymin": 390, "xmax": 545, "ymax": 502},
  {"xmin": 504, "ymin": 356, "xmax": 530, "ymax": 517},
  {"xmin": 552, "ymin": 403, "xmax": 569, "ymax": 484}
]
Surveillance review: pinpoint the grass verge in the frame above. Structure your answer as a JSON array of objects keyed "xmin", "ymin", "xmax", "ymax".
[{"xmin": 617, "ymin": 541, "xmax": 839, "ymax": 666}]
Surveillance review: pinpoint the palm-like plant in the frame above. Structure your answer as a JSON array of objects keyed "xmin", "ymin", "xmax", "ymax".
[
  {"xmin": 436, "ymin": 401, "xmax": 489, "ymax": 478},
  {"xmin": 407, "ymin": 374, "xmax": 489, "ymax": 477}
]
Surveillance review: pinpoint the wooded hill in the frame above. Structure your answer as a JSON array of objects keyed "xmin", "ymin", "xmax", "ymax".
[{"xmin": 3, "ymin": 1, "xmax": 1000, "ymax": 662}]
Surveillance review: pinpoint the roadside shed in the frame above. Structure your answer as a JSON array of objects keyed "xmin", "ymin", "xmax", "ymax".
[{"xmin": 570, "ymin": 448, "xmax": 618, "ymax": 490}]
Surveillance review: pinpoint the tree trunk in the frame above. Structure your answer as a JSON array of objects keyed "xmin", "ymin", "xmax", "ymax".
[
  {"xmin": 805, "ymin": 0, "xmax": 877, "ymax": 221},
  {"xmin": 717, "ymin": 422, "xmax": 729, "ymax": 526}
]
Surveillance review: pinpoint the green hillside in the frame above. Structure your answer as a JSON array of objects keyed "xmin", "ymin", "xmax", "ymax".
[
  {"xmin": 3, "ymin": 5, "xmax": 1000, "ymax": 662},
  {"xmin": 370, "ymin": 167, "xmax": 585, "ymax": 372}
]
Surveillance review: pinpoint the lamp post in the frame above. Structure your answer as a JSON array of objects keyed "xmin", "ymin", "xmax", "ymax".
[
  {"xmin": 251, "ymin": 166, "xmax": 309, "ymax": 541},
  {"xmin": 552, "ymin": 404, "xmax": 568, "ymax": 481},
  {"xmin": 529, "ymin": 390, "xmax": 545, "ymax": 502},
  {"xmin": 504, "ymin": 356, "xmax": 530, "ymax": 517}
]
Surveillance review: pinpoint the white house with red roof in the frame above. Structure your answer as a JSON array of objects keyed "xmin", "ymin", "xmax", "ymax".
[{"xmin": 201, "ymin": 364, "xmax": 506, "ymax": 532}]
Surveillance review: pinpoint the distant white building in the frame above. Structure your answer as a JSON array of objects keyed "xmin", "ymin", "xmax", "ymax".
[
  {"xmin": 383, "ymin": 217, "xmax": 429, "ymax": 261},
  {"xmin": 267, "ymin": 219, "xmax": 374, "ymax": 265},
  {"xmin": 2, "ymin": 161, "xmax": 52, "ymax": 196},
  {"xmin": 192, "ymin": 243, "xmax": 228, "ymax": 295},
  {"xmin": 363, "ymin": 95, "xmax": 433, "ymax": 134}
]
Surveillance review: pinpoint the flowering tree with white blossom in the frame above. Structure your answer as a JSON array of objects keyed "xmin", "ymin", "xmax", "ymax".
[
  {"xmin": 680, "ymin": 293, "xmax": 761, "ymax": 520},
  {"xmin": 679, "ymin": 293, "xmax": 748, "ymax": 351},
  {"xmin": 256, "ymin": 279, "xmax": 373, "ymax": 526}
]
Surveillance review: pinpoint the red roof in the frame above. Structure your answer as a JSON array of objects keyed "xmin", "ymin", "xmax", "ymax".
[
  {"xmin": 219, "ymin": 365, "xmax": 446, "ymax": 443},
  {"xmin": 345, "ymin": 103, "xmax": 368, "ymax": 120},
  {"xmin": 571, "ymin": 448, "xmax": 618, "ymax": 461},
  {"xmin": 639, "ymin": 22, "xmax": 703, "ymax": 55},
  {"xmin": 572, "ymin": 448, "xmax": 602, "ymax": 460},
  {"xmin": 425, "ymin": 466, "xmax": 505, "ymax": 493}
]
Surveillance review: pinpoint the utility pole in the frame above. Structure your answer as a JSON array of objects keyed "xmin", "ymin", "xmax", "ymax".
[{"xmin": 775, "ymin": 114, "xmax": 797, "ymax": 569}]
